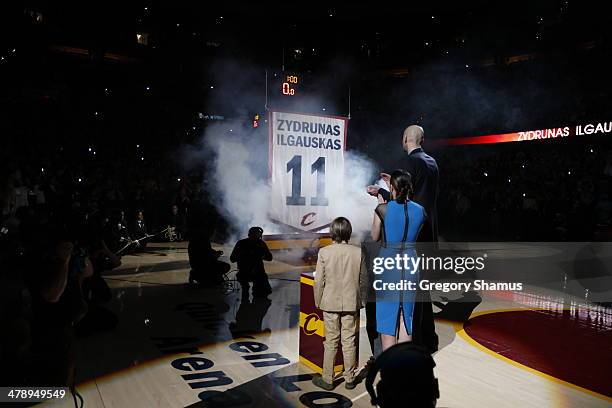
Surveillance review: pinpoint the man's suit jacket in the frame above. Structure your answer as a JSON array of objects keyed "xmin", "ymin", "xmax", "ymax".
[
  {"xmin": 131, "ymin": 220, "xmax": 148, "ymax": 240},
  {"xmin": 380, "ymin": 147, "xmax": 439, "ymax": 242},
  {"xmin": 314, "ymin": 243, "xmax": 366, "ymax": 312}
]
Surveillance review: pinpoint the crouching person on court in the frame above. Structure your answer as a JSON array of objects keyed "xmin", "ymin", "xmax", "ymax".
[{"xmin": 313, "ymin": 217, "xmax": 366, "ymax": 390}]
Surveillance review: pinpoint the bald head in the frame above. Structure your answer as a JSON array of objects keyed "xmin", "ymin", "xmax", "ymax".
[{"xmin": 403, "ymin": 125, "xmax": 424, "ymax": 152}]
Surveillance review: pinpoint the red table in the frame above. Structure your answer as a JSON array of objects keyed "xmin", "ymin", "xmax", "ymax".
[{"xmin": 299, "ymin": 271, "xmax": 356, "ymax": 374}]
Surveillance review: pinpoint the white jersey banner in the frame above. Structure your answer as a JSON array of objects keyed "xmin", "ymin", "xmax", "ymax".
[{"xmin": 269, "ymin": 110, "xmax": 347, "ymax": 231}]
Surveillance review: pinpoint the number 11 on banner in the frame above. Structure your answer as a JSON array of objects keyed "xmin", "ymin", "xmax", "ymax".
[{"xmin": 286, "ymin": 155, "xmax": 329, "ymax": 206}]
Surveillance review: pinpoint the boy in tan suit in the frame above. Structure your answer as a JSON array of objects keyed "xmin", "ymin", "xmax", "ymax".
[{"xmin": 313, "ymin": 217, "xmax": 365, "ymax": 390}]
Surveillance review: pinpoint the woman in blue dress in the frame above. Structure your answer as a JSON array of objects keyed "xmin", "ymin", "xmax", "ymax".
[{"xmin": 371, "ymin": 170, "xmax": 426, "ymax": 351}]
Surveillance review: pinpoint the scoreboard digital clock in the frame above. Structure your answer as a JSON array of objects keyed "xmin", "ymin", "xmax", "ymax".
[
  {"xmin": 267, "ymin": 71, "xmax": 326, "ymax": 111},
  {"xmin": 270, "ymin": 72, "xmax": 303, "ymax": 98},
  {"xmin": 282, "ymin": 74, "xmax": 299, "ymax": 96},
  {"xmin": 266, "ymin": 70, "xmax": 348, "ymax": 115}
]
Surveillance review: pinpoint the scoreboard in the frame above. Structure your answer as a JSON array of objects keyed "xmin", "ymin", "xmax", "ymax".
[
  {"xmin": 281, "ymin": 74, "xmax": 299, "ymax": 96},
  {"xmin": 266, "ymin": 70, "xmax": 350, "ymax": 116},
  {"xmin": 269, "ymin": 72, "xmax": 307, "ymax": 104}
]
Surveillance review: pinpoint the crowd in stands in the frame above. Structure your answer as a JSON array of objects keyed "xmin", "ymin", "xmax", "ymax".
[
  {"xmin": 437, "ymin": 139, "xmax": 612, "ymax": 241},
  {"xmin": 0, "ymin": 146, "xmax": 217, "ymax": 388}
]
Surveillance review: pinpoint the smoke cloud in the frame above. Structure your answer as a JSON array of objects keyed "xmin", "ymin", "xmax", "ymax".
[{"xmin": 204, "ymin": 121, "xmax": 275, "ymax": 236}]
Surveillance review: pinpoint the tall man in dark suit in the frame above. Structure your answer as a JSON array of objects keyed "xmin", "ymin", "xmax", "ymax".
[
  {"xmin": 366, "ymin": 124, "xmax": 439, "ymax": 353},
  {"xmin": 368, "ymin": 125, "xmax": 438, "ymax": 242}
]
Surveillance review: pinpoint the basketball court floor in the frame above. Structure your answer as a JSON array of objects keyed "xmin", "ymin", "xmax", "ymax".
[{"xmin": 40, "ymin": 241, "xmax": 611, "ymax": 408}]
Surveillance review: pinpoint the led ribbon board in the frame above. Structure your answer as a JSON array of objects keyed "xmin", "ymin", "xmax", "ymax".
[{"xmin": 436, "ymin": 121, "xmax": 612, "ymax": 146}]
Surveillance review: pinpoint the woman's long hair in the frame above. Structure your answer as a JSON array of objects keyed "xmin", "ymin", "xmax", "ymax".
[{"xmin": 390, "ymin": 170, "xmax": 413, "ymax": 204}]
